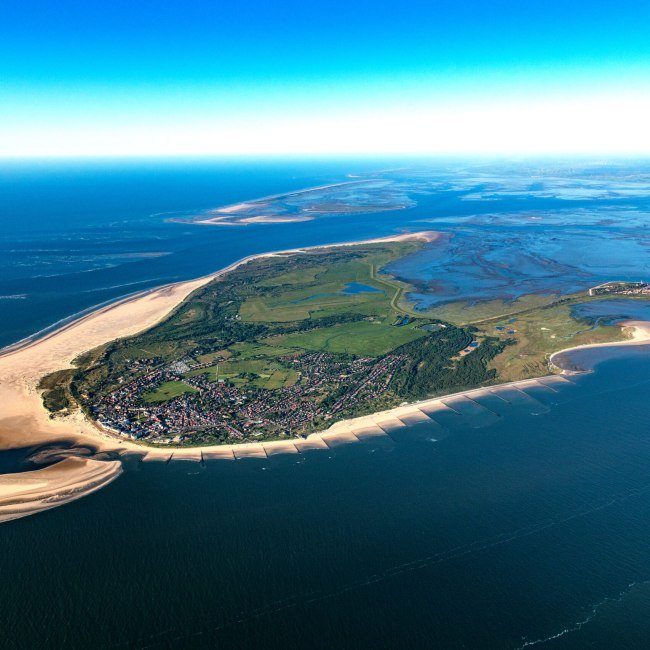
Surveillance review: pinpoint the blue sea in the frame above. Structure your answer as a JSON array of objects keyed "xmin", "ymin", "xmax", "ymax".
[
  {"xmin": 2, "ymin": 158, "xmax": 650, "ymax": 648},
  {"xmin": 4, "ymin": 157, "xmax": 650, "ymax": 348},
  {"xmin": 0, "ymin": 158, "xmax": 402, "ymax": 347}
]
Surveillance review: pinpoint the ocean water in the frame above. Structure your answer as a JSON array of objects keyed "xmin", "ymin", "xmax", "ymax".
[
  {"xmin": 2, "ymin": 348, "xmax": 650, "ymax": 648},
  {"xmin": 2, "ymin": 159, "xmax": 650, "ymax": 648},
  {"xmin": 0, "ymin": 158, "xmax": 400, "ymax": 347}
]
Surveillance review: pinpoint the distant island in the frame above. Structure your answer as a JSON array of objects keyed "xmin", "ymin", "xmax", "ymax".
[{"xmin": 175, "ymin": 179, "xmax": 415, "ymax": 226}]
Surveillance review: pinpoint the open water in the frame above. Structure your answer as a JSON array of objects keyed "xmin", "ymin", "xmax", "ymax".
[{"xmin": 2, "ymin": 158, "xmax": 650, "ymax": 648}]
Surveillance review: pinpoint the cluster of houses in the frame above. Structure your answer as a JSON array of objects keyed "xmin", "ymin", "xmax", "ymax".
[
  {"xmin": 589, "ymin": 281, "xmax": 650, "ymax": 296},
  {"xmin": 91, "ymin": 349, "xmax": 405, "ymax": 443}
]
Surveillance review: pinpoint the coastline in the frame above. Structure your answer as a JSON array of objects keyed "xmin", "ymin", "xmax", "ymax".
[
  {"xmin": 0, "ymin": 231, "xmax": 440, "ymax": 521},
  {"xmin": 548, "ymin": 319, "xmax": 650, "ymax": 374},
  {"xmin": 1, "ymin": 229, "xmax": 649, "ymax": 522}
]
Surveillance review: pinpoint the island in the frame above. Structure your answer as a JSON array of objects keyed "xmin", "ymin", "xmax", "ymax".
[
  {"xmin": 35, "ymin": 232, "xmax": 650, "ymax": 450},
  {"xmin": 38, "ymin": 233, "xmax": 506, "ymax": 446},
  {"xmin": 2, "ymin": 230, "xmax": 650, "ymax": 521},
  {"xmin": 176, "ymin": 180, "xmax": 415, "ymax": 226}
]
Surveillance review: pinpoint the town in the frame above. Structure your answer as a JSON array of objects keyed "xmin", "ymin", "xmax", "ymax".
[
  {"xmin": 589, "ymin": 280, "xmax": 650, "ymax": 296},
  {"xmin": 91, "ymin": 350, "xmax": 406, "ymax": 444}
]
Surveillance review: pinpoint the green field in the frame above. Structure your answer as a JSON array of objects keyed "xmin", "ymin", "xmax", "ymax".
[
  {"xmin": 263, "ymin": 320, "xmax": 426, "ymax": 356},
  {"xmin": 187, "ymin": 358, "xmax": 299, "ymax": 389},
  {"xmin": 421, "ymin": 293, "xmax": 561, "ymax": 326},
  {"xmin": 196, "ymin": 349, "xmax": 233, "ymax": 364},
  {"xmin": 143, "ymin": 380, "xmax": 198, "ymax": 403},
  {"xmin": 257, "ymin": 265, "xmax": 324, "ymax": 287},
  {"xmin": 226, "ymin": 342, "xmax": 297, "ymax": 359},
  {"xmin": 239, "ymin": 256, "xmax": 395, "ymax": 323},
  {"xmin": 110, "ymin": 341, "xmax": 185, "ymax": 362}
]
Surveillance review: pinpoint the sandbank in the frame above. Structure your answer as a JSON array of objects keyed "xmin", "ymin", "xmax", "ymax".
[
  {"xmin": 198, "ymin": 214, "xmax": 315, "ymax": 226},
  {"xmin": 0, "ymin": 457, "xmax": 122, "ymax": 523}
]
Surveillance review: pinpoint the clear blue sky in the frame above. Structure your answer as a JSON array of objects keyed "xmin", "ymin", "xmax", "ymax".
[{"xmin": 2, "ymin": 0, "xmax": 650, "ymax": 156}]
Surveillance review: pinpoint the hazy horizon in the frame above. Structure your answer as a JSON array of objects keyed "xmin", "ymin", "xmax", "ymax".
[{"xmin": 2, "ymin": 0, "xmax": 650, "ymax": 157}]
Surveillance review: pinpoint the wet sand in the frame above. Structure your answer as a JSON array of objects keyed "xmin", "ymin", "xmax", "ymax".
[{"xmin": 0, "ymin": 457, "xmax": 122, "ymax": 523}]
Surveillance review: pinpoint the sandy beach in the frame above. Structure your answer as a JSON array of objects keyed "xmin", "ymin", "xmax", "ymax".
[
  {"xmin": 194, "ymin": 180, "xmax": 367, "ymax": 225},
  {"xmin": 0, "ymin": 457, "xmax": 122, "ymax": 523},
  {"xmin": 549, "ymin": 319, "xmax": 650, "ymax": 373},
  {"xmin": 197, "ymin": 214, "xmax": 316, "ymax": 226},
  {"xmin": 1, "ymin": 229, "xmax": 648, "ymax": 522}
]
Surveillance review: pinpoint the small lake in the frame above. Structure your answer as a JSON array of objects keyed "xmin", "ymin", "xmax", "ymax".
[
  {"xmin": 341, "ymin": 281, "xmax": 383, "ymax": 295},
  {"xmin": 293, "ymin": 282, "xmax": 384, "ymax": 303}
]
